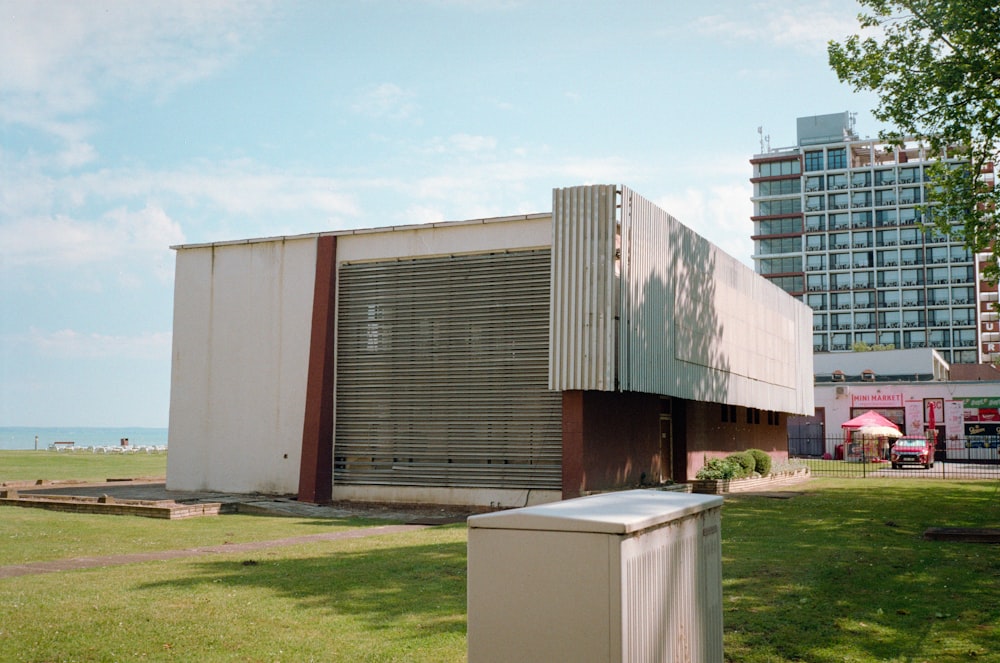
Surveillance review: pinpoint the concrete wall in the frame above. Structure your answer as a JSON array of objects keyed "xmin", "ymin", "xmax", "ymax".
[
  {"xmin": 165, "ymin": 191, "xmax": 809, "ymax": 501},
  {"xmin": 334, "ymin": 213, "xmax": 552, "ymax": 262},
  {"xmin": 167, "ymin": 237, "xmax": 318, "ymax": 494}
]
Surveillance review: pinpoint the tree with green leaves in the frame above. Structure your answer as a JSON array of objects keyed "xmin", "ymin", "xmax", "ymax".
[
  {"xmin": 828, "ymin": 1, "xmax": 1000, "ymax": 280},
  {"xmin": 851, "ymin": 341, "xmax": 896, "ymax": 352}
]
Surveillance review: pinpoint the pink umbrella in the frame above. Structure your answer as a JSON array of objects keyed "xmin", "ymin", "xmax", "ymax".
[
  {"xmin": 842, "ymin": 410, "xmax": 901, "ymax": 461},
  {"xmin": 841, "ymin": 410, "xmax": 902, "ymax": 436}
]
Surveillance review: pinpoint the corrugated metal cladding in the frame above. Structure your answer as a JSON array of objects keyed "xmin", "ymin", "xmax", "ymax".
[
  {"xmin": 618, "ymin": 185, "xmax": 813, "ymax": 414},
  {"xmin": 334, "ymin": 249, "xmax": 562, "ymax": 489},
  {"xmin": 550, "ymin": 183, "xmax": 813, "ymax": 415},
  {"xmin": 548, "ymin": 184, "xmax": 619, "ymax": 391}
]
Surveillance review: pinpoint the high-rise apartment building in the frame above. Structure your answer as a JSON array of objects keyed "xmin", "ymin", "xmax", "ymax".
[{"xmin": 750, "ymin": 111, "xmax": 997, "ymax": 365}]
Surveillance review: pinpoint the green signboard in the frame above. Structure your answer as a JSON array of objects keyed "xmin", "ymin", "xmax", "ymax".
[{"xmin": 960, "ymin": 397, "xmax": 1000, "ymax": 409}]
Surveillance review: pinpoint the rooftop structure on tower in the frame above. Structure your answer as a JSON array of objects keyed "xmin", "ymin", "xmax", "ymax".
[{"xmin": 750, "ymin": 111, "xmax": 998, "ymax": 365}]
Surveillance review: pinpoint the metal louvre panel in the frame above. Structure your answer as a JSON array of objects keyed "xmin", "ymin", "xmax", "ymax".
[
  {"xmin": 335, "ymin": 249, "xmax": 562, "ymax": 489},
  {"xmin": 548, "ymin": 184, "xmax": 618, "ymax": 391}
]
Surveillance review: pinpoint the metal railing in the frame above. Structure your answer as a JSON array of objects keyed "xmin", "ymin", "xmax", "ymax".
[{"xmin": 788, "ymin": 437, "xmax": 1000, "ymax": 479}]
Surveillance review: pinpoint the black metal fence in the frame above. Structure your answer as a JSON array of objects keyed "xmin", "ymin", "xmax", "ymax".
[{"xmin": 788, "ymin": 437, "xmax": 1000, "ymax": 479}]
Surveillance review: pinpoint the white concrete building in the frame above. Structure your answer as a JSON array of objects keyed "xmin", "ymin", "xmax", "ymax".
[{"xmin": 167, "ymin": 184, "xmax": 814, "ymax": 506}]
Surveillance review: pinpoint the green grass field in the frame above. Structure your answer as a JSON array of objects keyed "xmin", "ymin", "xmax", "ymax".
[
  {"xmin": 720, "ymin": 479, "xmax": 1000, "ymax": 662},
  {"xmin": 2, "ymin": 452, "xmax": 998, "ymax": 662},
  {"xmin": 0, "ymin": 449, "xmax": 168, "ymax": 483}
]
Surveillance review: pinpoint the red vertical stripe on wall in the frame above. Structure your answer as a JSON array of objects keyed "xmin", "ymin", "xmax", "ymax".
[
  {"xmin": 298, "ymin": 235, "xmax": 337, "ymax": 503},
  {"xmin": 561, "ymin": 390, "xmax": 585, "ymax": 499}
]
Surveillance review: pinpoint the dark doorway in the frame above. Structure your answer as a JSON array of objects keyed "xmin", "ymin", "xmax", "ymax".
[
  {"xmin": 788, "ymin": 407, "xmax": 826, "ymax": 456},
  {"xmin": 659, "ymin": 414, "xmax": 673, "ymax": 482}
]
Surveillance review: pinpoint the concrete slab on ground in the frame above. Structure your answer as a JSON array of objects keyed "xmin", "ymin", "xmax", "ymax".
[{"xmin": 10, "ymin": 480, "xmax": 482, "ymax": 522}]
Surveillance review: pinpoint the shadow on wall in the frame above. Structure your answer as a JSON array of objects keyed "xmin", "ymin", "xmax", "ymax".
[{"xmin": 623, "ymin": 200, "xmax": 731, "ymax": 404}]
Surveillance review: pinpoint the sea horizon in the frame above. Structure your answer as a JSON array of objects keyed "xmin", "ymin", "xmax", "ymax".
[{"xmin": 0, "ymin": 426, "xmax": 169, "ymax": 451}]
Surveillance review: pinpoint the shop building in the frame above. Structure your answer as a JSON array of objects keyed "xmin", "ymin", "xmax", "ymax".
[{"xmin": 791, "ymin": 348, "xmax": 1000, "ymax": 460}]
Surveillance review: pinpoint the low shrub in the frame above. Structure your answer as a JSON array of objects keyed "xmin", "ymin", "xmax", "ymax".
[
  {"xmin": 726, "ymin": 451, "xmax": 757, "ymax": 478},
  {"xmin": 747, "ymin": 448, "xmax": 772, "ymax": 476},
  {"xmin": 695, "ymin": 458, "xmax": 740, "ymax": 480}
]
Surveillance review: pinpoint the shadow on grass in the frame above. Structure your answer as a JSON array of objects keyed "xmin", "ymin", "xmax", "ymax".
[
  {"xmin": 137, "ymin": 528, "xmax": 468, "ymax": 639},
  {"xmin": 133, "ymin": 482, "xmax": 998, "ymax": 662},
  {"xmin": 720, "ymin": 480, "xmax": 1000, "ymax": 661}
]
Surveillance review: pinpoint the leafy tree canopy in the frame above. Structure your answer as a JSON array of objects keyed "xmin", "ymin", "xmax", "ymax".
[
  {"xmin": 852, "ymin": 341, "xmax": 896, "ymax": 352},
  {"xmin": 828, "ymin": 1, "xmax": 1000, "ymax": 280}
]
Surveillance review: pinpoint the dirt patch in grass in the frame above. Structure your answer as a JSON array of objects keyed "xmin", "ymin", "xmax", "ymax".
[{"xmin": 923, "ymin": 527, "xmax": 1000, "ymax": 543}]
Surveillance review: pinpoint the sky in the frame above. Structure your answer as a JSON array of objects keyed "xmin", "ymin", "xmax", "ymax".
[{"xmin": 0, "ymin": 0, "xmax": 885, "ymax": 427}]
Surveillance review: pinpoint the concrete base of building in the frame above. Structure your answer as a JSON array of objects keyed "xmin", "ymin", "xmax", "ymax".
[{"xmin": 331, "ymin": 485, "xmax": 561, "ymax": 509}]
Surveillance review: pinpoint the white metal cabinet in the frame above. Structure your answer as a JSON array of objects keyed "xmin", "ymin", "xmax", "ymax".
[{"xmin": 467, "ymin": 489, "xmax": 724, "ymax": 663}]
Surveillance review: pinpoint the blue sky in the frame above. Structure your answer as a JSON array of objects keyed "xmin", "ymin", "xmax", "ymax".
[{"xmin": 0, "ymin": 0, "xmax": 882, "ymax": 427}]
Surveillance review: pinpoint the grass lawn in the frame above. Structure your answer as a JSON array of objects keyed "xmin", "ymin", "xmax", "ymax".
[
  {"xmin": 1, "ymin": 507, "xmax": 386, "ymax": 565},
  {"xmin": 2, "ymin": 525, "xmax": 468, "ymax": 663},
  {"xmin": 2, "ymin": 465, "xmax": 999, "ymax": 661},
  {"xmin": 799, "ymin": 457, "xmax": 886, "ymax": 474},
  {"xmin": 0, "ymin": 449, "xmax": 168, "ymax": 483},
  {"xmin": 0, "ymin": 450, "xmax": 384, "ymax": 565},
  {"xmin": 721, "ymin": 479, "xmax": 1000, "ymax": 662}
]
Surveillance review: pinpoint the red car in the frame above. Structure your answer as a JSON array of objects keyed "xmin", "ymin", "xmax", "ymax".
[{"xmin": 891, "ymin": 436, "xmax": 934, "ymax": 469}]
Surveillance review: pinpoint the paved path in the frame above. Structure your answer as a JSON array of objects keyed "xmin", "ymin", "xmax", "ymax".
[{"xmin": 0, "ymin": 524, "xmax": 428, "ymax": 579}]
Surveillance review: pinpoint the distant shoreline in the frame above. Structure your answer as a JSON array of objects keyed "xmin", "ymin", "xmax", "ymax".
[{"xmin": 0, "ymin": 427, "xmax": 168, "ymax": 451}]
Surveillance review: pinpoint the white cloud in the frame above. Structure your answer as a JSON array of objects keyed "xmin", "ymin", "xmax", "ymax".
[
  {"xmin": 400, "ymin": 205, "xmax": 447, "ymax": 225},
  {"xmin": 5, "ymin": 156, "xmax": 362, "ymax": 227},
  {"xmin": 371, "ymin": 150, "xmax": 637, "ymax": 221},
  {"xmin": 54, "ymin": 141, "xmax": 99, "ymax": 170},
  {"xmin": 351, "ymin": 83, "xmax": 418, "ymax": 120},
  {"xmin": 144, "ymin": 168, "xmax": 363, "ymax": 220},
  {"xmin": 356, "ymin": 141, "xmax": 651, "ymax": 227},
  {"xmin": 418, "ymin": 134, "xmax": 498, "ymax": 155},
  {"xmin": 687, "ymin": 1, "xmax": 863, "ymax": 53},
  {"xmin": 554, "ymin": 156, "xmax": 638, "ymax": 184},
  {"xmin": 0, "ymin": 214, "xmax": 109, "ymax": 267},
  {"xmin": 369, "ymin": 149, "xmax": 756, "ymax": 263},
  {"xmin": 22, "ymin": 328, "xmax": 172, "ymax": 360},
  {"xmin": 421, "ymin": 0, "xmax": 525, "ymax": 9},
  {"xmin": 0, "ymin": 0, "xmax": 273, "ymax": 142},
  {"xmin": 449, "ymin": 134, "xmax": 498, "ymax": 153},
  {"xmin": 0, "ymin": 204, "xmax": 184, "ymax": 284},
  {"xmin": 654, "ymin": 183, "xmax": 755, "ymax": 268},
  {"xmin": 0, "ymin": 154, "xmax": 371, "ymax": 299}
]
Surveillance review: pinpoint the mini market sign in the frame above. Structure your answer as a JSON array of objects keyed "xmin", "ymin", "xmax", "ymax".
[{"xmin": 852, "ymin": 393, "xmax": 903, "ymax": 407}]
